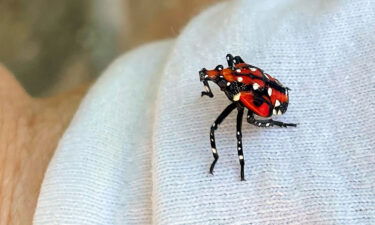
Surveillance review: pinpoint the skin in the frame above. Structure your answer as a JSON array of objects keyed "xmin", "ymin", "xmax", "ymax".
[{"xmin": 0, "ymin": 65, "xmax": 89, "ymax": 225}]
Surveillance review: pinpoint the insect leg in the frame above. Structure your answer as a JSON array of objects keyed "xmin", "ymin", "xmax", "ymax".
[
  {"xmin": 209, "ymin": 102, "xmax": 237, "ymax": 175},
  {"xmin": 234, "ymin": 55, "xmax": 244, "ymax": 63},
  {"xmin": 236, "ymin": 107, "xmax": 246, "ymax": 181},
  {"xmin": 247, "ymin": 111, "xmax": 297, "ymax": 128},
  {"xmin": 226, "ymin": 54, "xmax": 235, "ymax": 68},
  {"xmin": 201, "ymin": 80, "xmax": 214, "ymax": 98}
]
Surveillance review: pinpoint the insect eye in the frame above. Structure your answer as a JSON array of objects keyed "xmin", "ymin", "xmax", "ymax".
[{"xmin": 215, "ymin": 65, "xmax": 223, "ymax": 71}]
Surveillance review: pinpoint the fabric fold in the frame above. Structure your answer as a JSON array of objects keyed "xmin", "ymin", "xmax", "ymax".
[
  {"xmin": 151, "ymin": 0, "xmax": 375, "ymax": 224},
  {"xmin": 34, "ymin": 40, "xmax": 173, "ymax": 224}
]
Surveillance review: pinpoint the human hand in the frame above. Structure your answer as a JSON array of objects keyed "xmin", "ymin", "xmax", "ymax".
[{"xmin": 0, "ymin": 65, "xmax": 88, "ymax": 225}]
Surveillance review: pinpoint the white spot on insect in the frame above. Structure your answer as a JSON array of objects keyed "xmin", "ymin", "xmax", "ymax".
[
  {"xmin": 218, "ymin": 67, "xmax": 222, "ymax": 71},
  {"xmin": 233, "ymin": 59, "xmax": 236, "ymax": 63},
  {"xmin": 233, "ymin": 93, "xmax": 241, "ymax": 101},
  {"xmin": 212, "ymin": 123, "xmax": 215, "ymax": 127},
  {"xmin": 237, "ymin": 131, "xmax": 240, "ymax": 135},
  {"xmin": 247, "ymin": 115, "xmax": 250, "ymax": 118},
  {"xmin": 236, "ymin": 68, "xmax": 241, "ymax": 73},
  {"xmin": 239, "ymin": 155, "xmax": 244, "ymax": 160},
  {"xmin": 237, "ymin": 77, "xmax": 243, "ymax": 82},
  {"xmin": 268, "ymin": 88, "xmax": 273, "ymax": 96},
  {"xmin": 275, "ymin": 100, "xmax": 281, "ymax": 107},
  {"xmin": 250, "ymin": 67, "xmax": 257, "ymax": 72},
  {"xmin": 253, "ymin": 83, "xmax": 260, "ymax": 90},
  {"xmin": 238, "ymin": 147, "xmax": 241, "ymax": 150},
  {"xmin": 278, "ymin": 110, "xmax": 283, "ymax": 115},
  {"xmin": 227, "ymin": 82, "xmax": 231, "ymax": 86},
  {"xmin": 266, "ymin": 123, "xmax": 270, "ymax": 127},
  {"xmin": 204, "ymin": 75, "xmax": 208, "ymax": 78},
  {"xmin": 238, "ymin": 141, "xmax": 241, "ymax": 144},
  {"xmin": 273, "ymin": 109, "xmax": 277, "ymax": 115},
  {"xmin": 264, "ymin": 73, "xmax": 270, "ymax": 79},
  {"xmin": 211, "ymin": 138, "xmax": 214, "ymax": 142},
  {"xmin": 212, "ymin": 148, "xmax": 217, "ymax": 153}
]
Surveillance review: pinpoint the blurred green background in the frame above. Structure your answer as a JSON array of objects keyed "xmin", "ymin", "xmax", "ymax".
[{"xmin": 0, "ymin": 0, "xmax": 217, "ymax": 96}]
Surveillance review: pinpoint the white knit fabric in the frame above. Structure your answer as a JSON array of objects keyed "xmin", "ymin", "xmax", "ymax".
[{"xmin": 34, "ymin": 0, "xmax": 375, "ymax": 224}]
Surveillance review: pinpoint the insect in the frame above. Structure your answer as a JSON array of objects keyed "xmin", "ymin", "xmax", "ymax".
[{"xmin": 199, "ymin": 54, "xmax": 297, "ymax": 181}]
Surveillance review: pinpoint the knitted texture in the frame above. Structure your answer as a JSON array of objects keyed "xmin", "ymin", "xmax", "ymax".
[
  {"xmin": 34, "ymin": 0, "xmax": 375, "ymax": 224},
  {"xmin": 34, "ymin": 41, "xmax": 173, "ymax": 224}
]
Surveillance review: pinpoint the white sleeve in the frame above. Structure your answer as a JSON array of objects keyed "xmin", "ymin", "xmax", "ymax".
[{"xmin": 34, "ymin": 1, "xmax": 375, "ymax": 224}]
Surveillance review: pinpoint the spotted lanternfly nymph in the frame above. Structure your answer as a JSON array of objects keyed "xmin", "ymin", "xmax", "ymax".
[{"xmin": 199, "ymin": 54, "xmax": 297, "ymax": 181}]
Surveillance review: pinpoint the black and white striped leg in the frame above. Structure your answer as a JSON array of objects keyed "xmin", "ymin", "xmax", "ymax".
[
  {"xmin": 201, "ymin": 80, "xmax": 214, "ymax": 98},
  {"xmin": 236, "ymin": 107, "xmax": 245, "ymax": 181},
  {"xmin": 247, "ymin": 111, "xmax": 297, "ymax": 128},
  {"xmin": 209, "ymin": 102, "xmax": 237, "ymax": 175}
]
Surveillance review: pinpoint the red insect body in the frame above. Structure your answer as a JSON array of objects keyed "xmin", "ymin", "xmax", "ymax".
[{"xmin": 202, "ymin": 58, "xmax": 289, "ymax": 118}]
